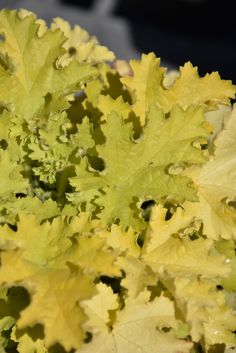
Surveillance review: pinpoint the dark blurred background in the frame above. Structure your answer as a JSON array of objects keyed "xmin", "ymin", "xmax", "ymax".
[{"xmin": 1, "ymin": 0, "xmax": 235, "ymax": 82}]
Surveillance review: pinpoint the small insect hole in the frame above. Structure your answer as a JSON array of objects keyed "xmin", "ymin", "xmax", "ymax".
[{"xmin": 68, "ymin": 47, "xmax": 77, "ymax": 56}]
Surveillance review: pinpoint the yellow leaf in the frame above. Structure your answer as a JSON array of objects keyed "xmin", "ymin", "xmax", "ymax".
[
  {"xmin": 121, "ymin": 53, "xmax": 236, "ymax": 125},
  {"xmin": 0, "ymin": 10, "xmax": 97, "ymax": 120},
  {"xmin": 142, "ymin": 236, "xmax": 230, "ymax": 279},
  {"xmin": 81, "ymin": 283, "xmax": 119, "ymax": 333},
  {"xmin": 11, "ymin": 325, "xmax": 47, "ymax": 353},
  {"xmin": 172, "ymin": 277, "xmax": 236, "ymax": 346},
  {"xmin": 97, "ymin": 95, "xmax": 131, "ymax": 121},
  {"xmin": 184, "ymin": 106, "xmax": 236, "ymax": 240},
  {"xmin": 0, "ymin": 213, "xmax": 119, "ymax": 350},
  {"xmin": 101, "ymin": 224, "xmax": 141, "ymax": 257},
  {"xmin": 51, "ymin": 17, "xmax": 115, "ymax": 66},
  {"xmin": 116, "ymin": 256, "xmax": 156, "ymax": 299},
  {"xmin": 79, "ymin": 290, "xmax": 192, "ymax": 353},
  {"xmin": 143, "ymin": 204, "xmax": 197, "ymax": 253},
  {"xmin": 121, "ymin": 53, "xmax": 166, "ymax": 125},
  {"xmin": 17, "ymin": 268, "xmax": 95, "ymax": 351}
]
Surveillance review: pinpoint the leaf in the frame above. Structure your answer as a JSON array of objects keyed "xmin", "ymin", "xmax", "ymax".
[
  {"xmin": 79, "ymin": 290, "xmax": 193, "ymax": 353},
  {"xmin": 11, "ymin": 325, "xmax": 47, "ymax": 353},
  {"xmin": 143, "ymin": 204, "xmax": 197, "ymax": 253},
  {"xmin": 70, "ymin": 104, "xmax": 208, "ymax": 230},
  {"xmin": 17, "ymin": 268, "xmax": 95, "ymax": 351},
  {"xmin": 28, "ymin": 112, "xmax": 94, "ymax": 184},
  {"xmin": 97, "ymin": 95, "xmax": 131, "ymax": 121},
  {"xmin": 116, "ymin": 256, "xmax": 157, "ymax": 299},
  {"xmin": 142, "ymin": 235, "xmax": 230, "ymax": 279},
  {"xmin": 100, "ymin": 224, "xmax": 141, "ymax": 257},
  {"xmin": 2, "ymin": 197, "xmax": 60, "ymax": 224},
  {"xmin": 184, "ymin": 105, "xmax": 236, "ymax": 240},
  {"xmin": 0, "ymin": 9, "xmax": 97, "ymax": 120},
  {"xmin": 0, "ymin": 213, "xmax": 119, "ymax": 350},
  {"xmin": 142, "ymin": 205, "xmax": 231, "ymax": 279},
  {"xmin": 0, "ymin": 149, "xmax": 28, "ymax": 201},
  {"xmin": 172, "ymin": 277, "xmax": 236, "ymax": 345},
  {"xmin": 51, "ymin": 18, "xmax": 115, "ymax": 66},
  {"xmin": 81, "ymin": 283, "xmax": 119, "ymax": 334},
  {"xmin": 121, "ymin": 53, "xmax": 236, "ymax": 124}
]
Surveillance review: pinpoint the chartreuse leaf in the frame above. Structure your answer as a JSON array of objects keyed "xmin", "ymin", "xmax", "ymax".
[
  {"xmin": 17, "ymin": 9, "xmax": 47, "ymax": 37},
  {"xmin": 143, "ymin": 204, "xmax": 197, "ymax": 253},
  {"xmin": 17, "ymin": 268, "xmax": 95, "ymax": 351},
  {"xmin": 0, "ymin": 8, "xmax": 236, "ymax": 353},
  {"xmin": 121, "ymin": 53, "xmax": 236, "ymax": 124},
  {"xmin": 116, "ymin": 255, "xmax": 157, "ymax": 299},
  {"xmin": 51, "ymin": 18, "xmax": 115, "ymax": 66},
  {"xmin": 97, "ymin": 95, "xmax": 131, "ymax": 121},
  {"xmin": 0, "ymin": 9, "xmax": 97, "ymax": 120},
  {"xmin": 0, "ymin": 149, "xmax": 28, "ymax": 201},
  {"xmin": 184, "ymin": 105, "xmax": 236, "ymax": 240},
  {"xmin": 142, "ymin": 229, "xmax": 230, "ymax": 278},
  {"xmin": 79, "ymin": 290, "xmax": 193, "ymax": 353},
  {"xmin": 100, "ymin": 224, "xmax": 140, "ymax": 257},
  {"xmin": 28, "ymin": 111, "xmax": 94, "ymax": 184},
  {"xmin": 172, "ymin": 277, "xmax": 236, "ymax": 347},
  {"xmin": 69, "ymin": 104, "xmax": 208, "ymax": 230},
  {"xmin": 0, "ymin": 197, "xmax": 60, "ymax": 226},
  {"xmin": 11, "ymin": 325, "xmax": 47, "ymax": 353},
  {"xmin": 141, "ymin": 205, "xmax": 236, "ymax": 348},
  {"xmin": 0, "ymin": 213, "xmax": 119, "ymax": 350},
  {"xmin": 81, "ymin": 283, "xmax": 119, "ymax": 333}
]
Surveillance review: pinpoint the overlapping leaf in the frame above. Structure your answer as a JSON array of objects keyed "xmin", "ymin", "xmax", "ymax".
[
  {"xmin": 70, "ymin": 104, "xmax": 208, "ymax": 229},
  {"xmin": 51, "ymin": 18, "xmax": 115, "ymax": 66},
  {"xmin": 0, "ymin": 213, "xmax": 119, "ymax": 350},
  {"xmin": 0, "ymin": 9, "xmax": 97, "ymax": 120},
  {"xmin": 28, "ymin": 112, "xmax": 94, "ymax": 184},
  {"xmin": 0, "ymin": 8, "xmax": 236, "ymax": 353},
  {"xmin": 184, "ymin": 105, "xmax": 236, "ymax": 240},
  {"xmin": 79, "ymin": 290, "xmax": 193, "ymax": 353},
  {"xmin": 121, "ymin": 53, "xmax": 236, "ymax": 124}
]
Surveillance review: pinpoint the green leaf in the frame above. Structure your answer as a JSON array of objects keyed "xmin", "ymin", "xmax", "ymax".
[
  {"xmin": 121, "ymin": 53, "xmax": 236, "ymax": 124},
  {"xmin": 0, "ymin": 9, "xmax": 97, "ymax": 120},
  {"xmin": 70, "ymin": 104, "xmax": 208, "ymax": 229},
  {"xmin": 0, "ymin": 149, "xmax": 28, "ymax": 201},
  {"xmin": 28, "ymin": 112, "xmax": 94, "ymax": 184}
]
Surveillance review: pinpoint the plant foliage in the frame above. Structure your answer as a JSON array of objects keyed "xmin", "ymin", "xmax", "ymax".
[{"xmin": 0, "ymin": 8, "xmax": 236, "ymax": 353}]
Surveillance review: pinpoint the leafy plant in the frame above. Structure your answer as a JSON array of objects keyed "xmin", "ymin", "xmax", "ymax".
[{"xmin": 0, "ymin": 8, "xmax": 236, "ymax": 353}]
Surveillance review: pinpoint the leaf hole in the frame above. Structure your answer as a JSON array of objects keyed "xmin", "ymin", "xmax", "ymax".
[
  {"xmin": 68, "ymin": 46, "xmax": 77, "ymax": 56},
  {"xmin": 136, "ymin": 233, "xmax": 144, "ymax": 248},
  {"xmin": 141, "ymin": 200, "xmax": 155, "ymax": 210},
  {"xmin": 208, "ymin": 344, "xmax": 225, "ymax": 353},
  {"xmin": 87, "ymin": 155, "xmax": 105, "ymax": 171},
  {"xmin": 84, "ymin": 331, "xmax": 93, "ymax": 344},
  {"xmin": 189, "ymin": 232, "xmax": 199, "ymax": 241},
  {"xmin": 0, "ymin": 33, "xmax": 5, "ymax": 41},
  {"xmin": 44, "ymin": 92, "xmax": 52, "ymax": 104},
  {"xmin": 8, "ymin": 224, "xmax": 17, "ymax": 232},
  {"xmin": 100, "ymin": 275, "xmax": 122, "ymax": 294},
  {"xmin": 165, "ymin": 208, "xmax": 173, "ymax": 221},
  {"xmin": 228, "ymin": 200, "xmax": 236, "ymax": 209},
  {"xmin": 160, "ymin": 327, "xmax": 171, "ymax": 333},
  {"xmin": 16, "ymin": 193, "xmax": 27, "ymax": 199},
  {"xmin": 165, "ymin": 112, "xmax": 171, "ymax": 119},
  {"xmin": 0, "ymin": 139, "xmax": 8, "ymax": 150},
  {"xmin": 141, "ymin": 200, "xmax": 155, "ymax": 221},
  {"xmin": 200, "ymin": 143, "xmax": 208, "ymax": 150}
]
